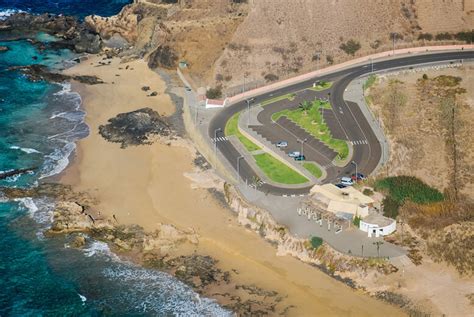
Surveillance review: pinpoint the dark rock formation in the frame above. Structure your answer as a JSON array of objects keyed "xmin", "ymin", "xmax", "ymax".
[
  {"xmin": 0, "ymin": 167, "xmax": 37, "ymax": 180},
  {"xmin": 147, "ymin": 45, "xmax": 178, "ymax": 69},
  {"xmin": 9, "ymin": 64, "xmax": 103, "ymax": 85},
  {"xmin": 98, "ymin": 108, "xmax": 172, "ymax": 148},
  {"xmin": 0, "ymin": 13, "xmax": 102, "ymax": 54}
]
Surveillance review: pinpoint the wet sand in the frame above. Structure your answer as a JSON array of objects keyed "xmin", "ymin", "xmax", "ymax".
[{"xmin": 61, "ymin": 55, "xmax": 405, "ymax": 316}]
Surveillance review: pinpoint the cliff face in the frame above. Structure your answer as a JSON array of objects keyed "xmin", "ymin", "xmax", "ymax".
[{"xmin": 86, "ymin": 0, "xmax": 473, "ymax": 90}]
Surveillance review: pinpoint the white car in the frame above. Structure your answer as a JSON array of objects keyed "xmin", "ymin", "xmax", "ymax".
[
  {"xmin": 340, "ymin": 177, "xmax": 354, "ymax": 186},
  {"xmin": 288, "ymin": 151, "xmax": 301, "ymax": 157}
]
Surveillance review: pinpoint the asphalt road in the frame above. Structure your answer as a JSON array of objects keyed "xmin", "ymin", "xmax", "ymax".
[{"xmin": 209, "ymin": 51, "xmax": 474, "ymax": 195}]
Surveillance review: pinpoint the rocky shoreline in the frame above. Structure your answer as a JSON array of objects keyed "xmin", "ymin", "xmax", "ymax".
[{"xmin": 1, "ymin": 183, "xmax": 295, "ymax": 315}]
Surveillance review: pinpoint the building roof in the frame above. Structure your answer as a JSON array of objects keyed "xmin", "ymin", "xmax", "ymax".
[
  {"xmin": 310, "ymin": 184, "xmax": 375, "ymax": 205},
  {"xmin": 361, "ymin": 213, "xmax": 395, "ymax": 227}
]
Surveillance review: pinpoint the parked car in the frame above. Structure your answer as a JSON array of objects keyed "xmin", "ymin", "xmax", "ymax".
[
  {"xmin": 335, "ymin": 183, "xmax": 347, "ymax": 189},
  {"xmin": 276, "ymin": 141, "xmax": 288, "ymax": 148},
  {"xmin": 294, "ymin": 155, "xmax": 306, "ymax": 161},
  {"xmin": 340, "ymin": 177, "xmax": 354, "ymax": 186},
  {"xmin": 351, "ymin": 173, "xmax": 366, "ymax": 181},
  {"xmin": 288, "ymin": 151, "xmax": 301, "ymax": 158}
]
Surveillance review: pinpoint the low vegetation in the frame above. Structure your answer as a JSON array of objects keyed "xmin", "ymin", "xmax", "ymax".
[
  {"xmin": 206, "ymin": 86, "xmax": 222, "ymax": 99},
  {"xmin": 224, "ymin": 112, "xmax": 260, "ymax": 152},
  {"xmin": 339, "ymin": 39, "xmax": 361, "ymax": 56},
  {"xmin": 309, "ymin": 236, "xmax": 323, "ymax": 250},
  {"xmin": 375, "ymin": 176, "xmax": 444, "ymax": 205},
  {"xmin": 363, "ymin": 75, "xmax": 377, "ymax": 91},
  {"xmin": 309, "ymin": 80, "xmax": 332, "ymax": 91},
  {"xmin": 272, "ymin": 99, "xmax": 349, "ymax": 159},
  {"xmin": 302, "ymin": 162, "xmax": 322, "ymax": 179},
  {"xmin": 253, "ymin": 153, "xmax": 308, "ymax": 184}
]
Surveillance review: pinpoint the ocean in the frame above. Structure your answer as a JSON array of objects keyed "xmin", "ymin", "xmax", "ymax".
[{"xmin": 0, "ymin": 2, "xmax": 230, "ymax": 316}]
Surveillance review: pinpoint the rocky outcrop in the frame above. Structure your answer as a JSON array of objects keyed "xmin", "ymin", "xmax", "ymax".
[
  {"xmin": 0, "ymin": 13, "xmax": 102, "ymax": 53},
  {"xmin": 0, "ymin": 46, "xmax": 8, "ymax": 52},
  {"xmin": 98, "ymin": 107, "xmax": 173, "ymax": 148},
  {"xmin": 9, "ymin": 64, "xmax": 104, "ymax": 85}
]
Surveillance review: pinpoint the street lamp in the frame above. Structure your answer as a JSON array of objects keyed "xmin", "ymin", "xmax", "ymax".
[
  {"xmin": 237, "ymin": 155, "xmax": 244, "ymax": 183},
  {"xmin": 298, "ymin": 138, "xmax": 308, "ymax": 156},
  {"xmin": 214, "ymin": 128, "xmax": 222, "ymax": 160},
  {"xmin": 351, "ymin": 161, "xmax": 357, "ymax": 179},
  {"xmin": 246, "ymin": 98, "xmax": 255, "ymax": 127},
  {"xmin": 373, "ymin": 241, "xmax": 384, "ymax": 258}
]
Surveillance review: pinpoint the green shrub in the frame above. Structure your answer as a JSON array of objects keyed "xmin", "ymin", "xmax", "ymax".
[
  {"xmin": 339, "ymin": 39, "xmax": 361, "ymax": 56},
  {"xmin": 310, "ymin": 236, "xmax": 323, "ymax": 249},
  {"xmin": 422, "ymin": 73, "xmax": 428, "ymax": 80},
  {"xmin": 455, "ymin": 31, "xmax": 474, "ymax": 43},
  {"xmin": 363, "ymin": 188, "xmax": 374, "ymax": 196},
  {"xmin": 353, "ymin": 216, "xmax": 361, "ymax": 227},
  {"xmin": 418, "ymin": 33, "xmax": 433, "ymax": 41},
  {"xmin": 375, "ymin": 176, "xmax": 444, "ymax": 205},
  {"xmin": 206, "ymin": 86, "xmax": 222, "ymax": 99},
  {"xmin": 435, "ymin": 32, "xmax": 453, "ymax": 41},
  {"xmin": 326, "ymin": 55, "xmax": 334, "ymax": 65}
]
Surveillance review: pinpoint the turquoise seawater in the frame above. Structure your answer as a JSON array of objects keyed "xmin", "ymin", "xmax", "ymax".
[{"xmin": 0, "ymin": 4, "xmax": 230, "ymax": 316}]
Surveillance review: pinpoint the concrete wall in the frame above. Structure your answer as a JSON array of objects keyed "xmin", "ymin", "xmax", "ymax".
[{"xmin": 360, "ymin": 219, "xmax": 396, "ymax": 238}]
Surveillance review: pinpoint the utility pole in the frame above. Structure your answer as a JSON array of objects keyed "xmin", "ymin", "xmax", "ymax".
[
  {"xmin": 214, "ymin": 128, "xmax": 221, "ymax": 162},
  {"xmin": 391, "ymin": 33, "xmax": 396, "ymax": 55},
  {"xmin": 351, "ymin": 161, "xmax": 357, "ymax": 179},
  {"xmin": 237, "ymin": 155, "xmax": 244, "ymax": 183},
  {"xmin": 299, "ymin": 138, "xmax": 307, "ymax": 156},
  {"xmin": 194, "ymin": 103, "xmax": 199, "ymax": 125},
  {"xmin": 246, "ymin": 98, "xmax": 254, "ymax": 127},
  {"xmin": 399, "ymin": 218, "xmax": 405, "ymax": 245}
]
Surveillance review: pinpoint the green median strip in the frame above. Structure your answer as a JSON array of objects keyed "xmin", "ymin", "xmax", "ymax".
[
  {"xmin": 272, "ymin": 99, "xmax": 348, "ymax": 160},
  {"xmin": 253, "ymin": 153, "xmax": 308, "ymax": 184},
  {"xmin": 302, "ymin": 162, "xmax": 322, "ymax": 179},
  {"xmin": 224, "ymin": 112, "xmax": 261, "ymax": 152},
  {"xmin": 260, "ymin": 93, "xmax": 296, "ymax": 106}
]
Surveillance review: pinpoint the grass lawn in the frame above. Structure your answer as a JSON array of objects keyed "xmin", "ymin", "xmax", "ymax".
[
  {"xmin": 260, "ymin": 93, "xmax": 296, "ymax": 106},
  {"xmin": 253, "ymin": 153, "xmax": 308, "ymax": 184},
  {"xmin": 272, "ymin": 99, "xmax": 349, "ymax": 160},
  {"xmin": 308, "ymin": 81, "xmax": 333, "ymax": 91},
  {"xmin": 224, "ymin": 112, "xmax": 261, "ymax": 152},
  {"xmin": 302, "ymin": 162, "xmax": 322, "ymax": 178}
]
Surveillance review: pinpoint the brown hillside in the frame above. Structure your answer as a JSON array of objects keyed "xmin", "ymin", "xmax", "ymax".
[{"xmin": 86, "ymin": 0, "xmax": 473, "ymax": 90}]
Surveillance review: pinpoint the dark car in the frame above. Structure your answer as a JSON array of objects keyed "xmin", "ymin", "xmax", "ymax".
[
  {"xmin": 351, "ymin": 173, "xmax": 366, "ymax": 181},
  {"xmin": 335, "ymin": 183, "xmax": 347, "ymax": 189},
  {"xmin": 294, "ymin": 155, "xmax": 306, "ymax": 161}
]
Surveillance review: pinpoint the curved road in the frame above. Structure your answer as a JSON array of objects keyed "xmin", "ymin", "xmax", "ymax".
[{"xmin": 209, "ymin": 51, "xmax": 474, "ymax": 195}]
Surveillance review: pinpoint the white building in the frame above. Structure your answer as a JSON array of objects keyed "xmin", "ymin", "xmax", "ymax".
[
  {"xmin": 309, "ymin": 184, "xmax": 396, "ymax": 237},
  {"xmin": 360, "ymin": 213, "xmax": 397, "ymax": 237}
]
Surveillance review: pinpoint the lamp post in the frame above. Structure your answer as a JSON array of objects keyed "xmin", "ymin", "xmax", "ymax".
[
  {"xmin": 237, "ymin": 155, "xmax": 244, "ymax": 183},
  {"xmin": 373, "ymin": 241, "xmax": 384, "ymax": 258},
  {"xmin": 214, "ymin": 128, "xmax": 222, "ymax": 161},
  {"xmin": 351, "ymin": 161, "xmax": 357, "ymax": 180},
  {"xmin": 246, "ymin": 98, "xmax": 254, "ymax": 127},
  {"xmin": 298, "ymin": 138, "xmax": 308, "ymax": 156}
]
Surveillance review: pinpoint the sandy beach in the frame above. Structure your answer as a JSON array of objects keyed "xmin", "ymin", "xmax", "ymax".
[{"xmin": 61, "ymin": 54, "xmax": 405, "ymax": 316}]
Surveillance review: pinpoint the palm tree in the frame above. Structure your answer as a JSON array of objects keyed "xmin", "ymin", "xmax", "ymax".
[{"xmin": 298, "ymin": 101, "xmax": 312, "ymax": 116}]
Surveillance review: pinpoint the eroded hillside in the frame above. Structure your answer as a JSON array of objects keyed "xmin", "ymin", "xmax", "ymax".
[{"xmin": 86, "ymin": 0, "xmax": 474, "ymax": 92}]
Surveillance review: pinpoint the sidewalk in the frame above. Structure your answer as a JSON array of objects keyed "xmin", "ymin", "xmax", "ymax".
[{"xmin": 228, "ymin": 45, "xmax": 474, "ymax": 104}]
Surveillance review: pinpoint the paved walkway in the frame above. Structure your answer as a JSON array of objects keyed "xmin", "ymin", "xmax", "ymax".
[{"xmin": 238, "ymin": 185, "xmax": 405, "ymax": 258}]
